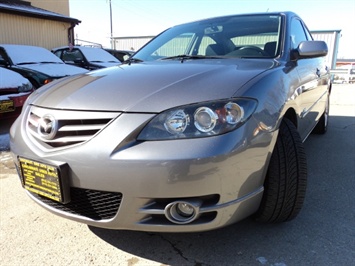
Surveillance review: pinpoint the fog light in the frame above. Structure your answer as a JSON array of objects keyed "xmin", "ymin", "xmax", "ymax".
[
  {"xmin": 164, "ymin": 200, "xmax": 202, "ymax": 225},
  {"xmin": 177, "ymin": 203, "xmax": 194, "ymax": 217}
]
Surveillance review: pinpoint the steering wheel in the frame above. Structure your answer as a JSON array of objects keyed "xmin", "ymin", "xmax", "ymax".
[{"xmin": 238, "ymin": 45, "xmax": 268, "ymax": 56}]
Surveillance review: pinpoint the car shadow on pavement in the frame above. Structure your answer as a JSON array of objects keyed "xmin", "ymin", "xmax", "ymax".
[
  {"xmin": 88, "ymin": 115, "xmax": 355, "ymax": 266},
  {"xmin": 89, "ymin": 218, "xmax": 288, "ymax": 266}
]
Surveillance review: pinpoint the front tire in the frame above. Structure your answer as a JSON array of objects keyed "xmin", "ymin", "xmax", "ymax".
[{"xmin": 255, "ymin": 119, "xmax": 307, "ymax": 223}]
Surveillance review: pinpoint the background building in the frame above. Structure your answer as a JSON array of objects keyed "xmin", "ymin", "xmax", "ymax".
[
  {"xmin": 0, "ymin": 0, "xmax": 80, "ymax": 49},
  {"xmin": 333, "ymin": 59, "xmax": 355, "ymax": 83}
]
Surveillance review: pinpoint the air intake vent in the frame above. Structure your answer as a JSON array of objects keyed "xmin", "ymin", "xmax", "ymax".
[
  {"xmin": 26, "ymin": 106, "xmax": 119, "ymax": 149},
  {"xmin": 31, "ymin": 187, "xmax": 123, "ymax": 220}
]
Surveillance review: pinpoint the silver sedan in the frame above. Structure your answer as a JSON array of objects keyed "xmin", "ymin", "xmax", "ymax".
[{"xmin": 10, "ymin": 11, "xmax": 330, "ymax": 232}]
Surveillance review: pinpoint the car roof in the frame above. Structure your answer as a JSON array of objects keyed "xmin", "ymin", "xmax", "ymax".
[
  {"xmin": 53, "ymin": 46, "xmax": 103, "ymax": 51},
  {"xmin": 1, "ymin": 44, "xmax": 64, "ymax": 64}
]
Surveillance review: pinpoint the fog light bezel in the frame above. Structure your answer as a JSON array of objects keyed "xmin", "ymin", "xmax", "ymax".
[{"xmin": 164, "ymin": 200, "xmax": 202, "ymax": 225}]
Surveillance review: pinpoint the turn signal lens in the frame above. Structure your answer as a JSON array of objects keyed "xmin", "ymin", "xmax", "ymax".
[
  {"xmin": 164, "ymin": 110, "xmax": 190, "ymax": 134},
  {"xmin": 43, "ymin": 79, "xmax": 53, "ymax": 85},
  {"xmin": 224, "ymin": 102, "xmax": 244, "ymax": 124}
]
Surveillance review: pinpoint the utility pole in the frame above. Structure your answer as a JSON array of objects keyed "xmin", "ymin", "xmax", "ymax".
[{"xmin": 109, "ymin": 0, "xmax": 113, "ymax": 48}]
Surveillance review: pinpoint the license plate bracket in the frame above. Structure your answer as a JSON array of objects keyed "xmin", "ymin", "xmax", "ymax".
[
  {"xmin": 18, "ymin": 157, "xmax": 70, "ymax": 203},
  {"xmin": 0, "ymin": 99, "xmax": 14, "ymax": 113}
]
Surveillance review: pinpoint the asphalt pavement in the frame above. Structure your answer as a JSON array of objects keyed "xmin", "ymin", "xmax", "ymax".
[{"xmin": 0, "ymin": 84, "xmax": 354, "ymax": 266}]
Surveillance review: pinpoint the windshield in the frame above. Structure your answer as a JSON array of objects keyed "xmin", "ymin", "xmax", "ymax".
[
  {"xmin": 79, "ymin": 47, "xmax": 120, "ymax": 62},
  {"xmin": 134, "ymin": 14, "xmax": 282, "ymax": 61}
]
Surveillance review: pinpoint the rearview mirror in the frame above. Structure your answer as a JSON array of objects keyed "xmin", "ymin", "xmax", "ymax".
[{"xmin": 204, "ymin": 26, "xmax": 223, "ymax": 34}]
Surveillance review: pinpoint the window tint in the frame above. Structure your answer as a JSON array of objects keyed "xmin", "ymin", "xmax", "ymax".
[
  {"xmin": 290, "ymin": 19, "xmax": 309, "ymax": 49},
  {"xmin": 198, "ymin": 36, "xmax": 216, "ymax": 55},
  {"xmin": 62, "ymin": 49, "xmax": 84, "ymax": 62},
  {"xmin": 53, "ymin": 50, "xmax": 62, "ymax": 58},
  {"xmin": 154, "ymin": 33, "xmax": 196, "ymax": 57},
  {"xmin": 304, "ymin": 26, "xmax": 313, "ymax": 41},
  {"xmin": 134, "ymin": 15, "xmax": 282, "ymax": 60},
  {"xmin": 0, "ymin": 50, "xmax": 6, "ymax": 62}
]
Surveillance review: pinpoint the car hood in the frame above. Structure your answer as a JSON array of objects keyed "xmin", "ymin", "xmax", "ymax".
[
  {"xmin": 90, "ymin": 62, "xmax": 121, "ymax": 68},
  {"xmin": 0, "ymin": 68, "xmax": 32, "ymax": 91},
  {"xmin": 30, "ymin": 59, "xmax": 276, "ymax": 112},
  {"xmin": 17, "ymin": 63, "xmax": 88, "ymax": 77}
]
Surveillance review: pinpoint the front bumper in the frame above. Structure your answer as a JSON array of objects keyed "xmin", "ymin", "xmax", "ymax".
[
  {"xmin": 10, "ymin": 107, "xmax": 275, "ymax": 232},
  {"xmin": 0, "ymin": 92, "xmax": 32, "ymax": 119}
]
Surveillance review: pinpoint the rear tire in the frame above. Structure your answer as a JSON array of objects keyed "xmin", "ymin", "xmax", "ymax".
[
  {"xmin": 255, "ymin": 118, "xmax": 307, "ymax": 223},
  {"xmin": 313, "ymin": 93, "xmax": 330, "ymax": 134}
]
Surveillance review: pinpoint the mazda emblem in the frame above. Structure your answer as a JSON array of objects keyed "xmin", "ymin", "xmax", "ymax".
[{"xmin": 38, "ymin": 114, "xmax": 58, "ymax": 140}]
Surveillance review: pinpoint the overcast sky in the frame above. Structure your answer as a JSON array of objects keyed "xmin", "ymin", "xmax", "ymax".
[{"xmin": 70, "ymin": 0, "xmax": 355, "ymax": 59}]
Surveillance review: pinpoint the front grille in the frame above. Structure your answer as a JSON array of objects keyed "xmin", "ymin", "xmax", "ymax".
[
  {"xmin": 31, "ymin": 187, "xmax": 122, "ymax": 220},
  {"xmin": 26, "ymin": 106, "xmax": 120, "ymax": 149}
]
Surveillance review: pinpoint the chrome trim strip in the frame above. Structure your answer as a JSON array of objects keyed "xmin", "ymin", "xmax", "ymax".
[{"xmin": 139, "ymin": 186, "xmax": 264, "ymax": 215}]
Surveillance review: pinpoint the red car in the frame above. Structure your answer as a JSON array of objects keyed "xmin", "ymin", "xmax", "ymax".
[{"xmin": 0, "ymin": 67, "xmax": 34, "ymax": 119}]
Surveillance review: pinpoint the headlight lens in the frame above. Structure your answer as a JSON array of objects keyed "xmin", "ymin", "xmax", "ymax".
[
  {"xmin": 194, "ymin": 107, "xmax": 218, "ymax": 133},
  {"xmin": 164, "ymin": 109, "xmax": 190, "ymax": 134},
  {"xmin": 18, "ymin": 81, "xmax": 33, "ymax": 92},
  {"xmin": 138, "ymin": 98, "xmax": 257, "ymax": 140}
]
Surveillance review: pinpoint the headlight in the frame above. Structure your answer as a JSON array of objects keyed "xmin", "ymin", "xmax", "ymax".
[
  {"xmin": 18, "ymin": 81, "xmax": 34, "ymax": 92},
  {"xmin": 138, "ymin": 98, "xmax": 257, "ymax": 140}
]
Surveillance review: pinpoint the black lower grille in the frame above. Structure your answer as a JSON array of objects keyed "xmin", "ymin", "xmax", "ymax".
[{"xmin": 31, "ymin": 187, "xmax": 122, "ymax": 220}]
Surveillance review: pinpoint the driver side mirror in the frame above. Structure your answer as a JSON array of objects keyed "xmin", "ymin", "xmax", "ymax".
[{"xmin": 291, "ymin": 40, "xmax": 328, "ymax": 60}]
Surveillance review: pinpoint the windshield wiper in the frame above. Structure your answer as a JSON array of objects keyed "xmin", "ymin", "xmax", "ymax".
[
  {"xmin": 160, "ymin": 54, "xmax": 220, "ymax": 62},
  {"xmin": 18, "ymin": 61, "xmax": 61, "ymax": 65},
  {"xmin": 17, "ymin": 62, "xmax": 38, "ymax": 65},
  {"xmin": 39, "ymin": 61, "xmax": 62, "ymax": 64},
  {"xmin": 124, "ymin": 57, "xmax": 144, "ymax": 65}
]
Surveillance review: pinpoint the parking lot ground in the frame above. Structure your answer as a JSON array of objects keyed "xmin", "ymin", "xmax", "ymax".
[{"xmin": 0, "ymin": 84, "xmax": 354, "ymax": 266}]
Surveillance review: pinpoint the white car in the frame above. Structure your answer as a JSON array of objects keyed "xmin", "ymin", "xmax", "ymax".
[{"xmin": 0, "ymin": 44, "xmax": 88, "ymax": 88}]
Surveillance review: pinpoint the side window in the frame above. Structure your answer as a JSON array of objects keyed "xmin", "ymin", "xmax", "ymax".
[
  {"xmin": 290, "ymin": 19, "xmax": 309, "ymax": 49},
  {"xmin": 0, "ymin": 49, "xmax": 9, "ymax": 65},
  {"xmin": 198, "ymin": 36, "xmax": 216, "ymax": 55},
  {"xmin": 53, "ymin": 50, "xmax": 62, "ymax": 58},
  {"xmin": 304, "ymin": 25, "xmax": 313, "ymax": 41},
  {"xmin": 62, "ymin": 49, "xmax": 84, "ymax": 63}
]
